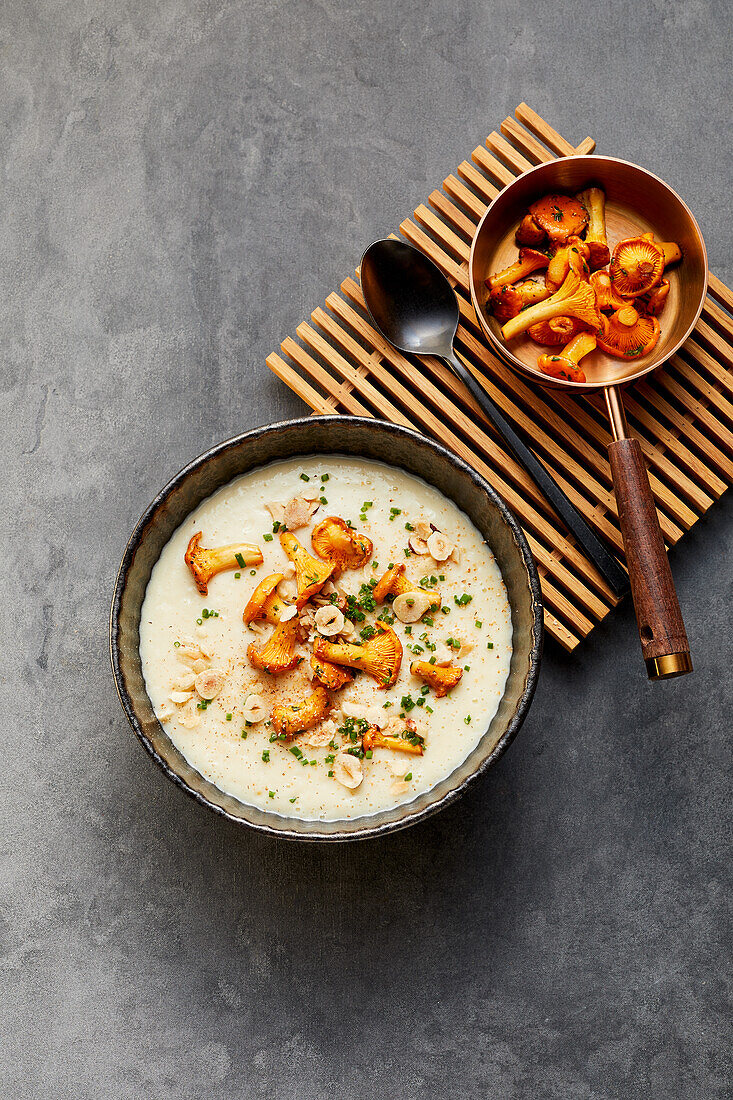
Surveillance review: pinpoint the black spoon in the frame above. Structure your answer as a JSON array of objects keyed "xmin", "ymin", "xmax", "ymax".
[{"xmin": 360, "ymin": 239, "xmax": 629, "ymax": 598}]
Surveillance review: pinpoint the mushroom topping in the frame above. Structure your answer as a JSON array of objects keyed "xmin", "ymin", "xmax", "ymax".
[
  {"xmin": 488, "ymin": 279, "xmax": 550, "ymax": 323},
  {"xmin": 279, "ymin": 530, "xmax": 335, "ymax": 608},
  {"xmin": 195, "ymin": 667, "xmax": 227, "ymax": 700},
  {"xmin": 310, "ymin": 654, "xmax": 354, "ymax": 690},
  {"xmin": 410, "ymin": 660, "xmax": 463, "ymax": 697},
  {"xmin": 515, "ymin": 213, "xmax": 546, "ymax": 247},
  {"xmin": 578, "ymin": 187, "xmax": 610, "ymax": 270},
  {"xmin": 314, "ymin": 604, "xmax": 345, "ymax": 637},
  {"xmin": 184, "ymin": 532, "xmax": 263, "ymax": 595},
  {"xmin": 638, "ymin": 279, "xmax": 670, "ymax": 317},
  {"xmin": 241, "ymin": 693, "xmax": 267, "ymax": 724},
  {"xmin": 313, "ymin": 623, "xmax": 403, "ymax": 688},
  {"xmin": 597, "ymin": 306, "xmax": 660, "ymax": 360},
  {"xmin": 247, "ymin": 618, "xmax": 301, "ymax": 675},
  {"xmin": 527, "ymin": 193, "xmax": 588, "ymax": 244},
  {"xmin": 265, "ymin": 501, "xmax": 287, "ymax": 526},
  {"xmin": 282, "ymin": 495, "xmax": 320, "ymax": 531},
  {"xmin": 486, "ymin": 247, "xmax": 549, "ymax": 292},
  {"xmin": 609, "ymin": 235, "xmax": 664, "ymax": 298},
  {"xmin": 243, "ymin": 572, "xmax": 290, "ymax": 625},
  {"xmin": 393, "ymin": 590, "xmax": 435, "ymax": 623},
  {"xmin": 362, "ymin": 723, "xmax": 424, "ymax": 756},
  {"xmin": 372, "ymin": 562, "xmax": 441, "ymax": 613},
  {"xmin": 272, "ymin": 686, "xmax": 332, "ymax": 741},
  {"xmin": 501, "ymin": 269, "xmax": 601, "ymax": 343},
  {"xmin": 311, "ymin": 516, "xmax": 373, "ymax": 575},
  {"xmin": 538, "ymin": 332, "xmax": 597, "ymax": 384},
  {"xmin": 589, "ymin": 270, "xmax": 627, "ymax": 313},
  {"xmin": 545, "ymin": 238, "xmax": 590, "ymax": 293},
  {"xmin": 426, "ymin": 531, "xmax": 453, "ymax": 562},
  {"xmin": 527, "ymin": 316, "xmax": 584, "ymax": 347},
  {"xmin": 407, "ymin": 521, "xmax": 433, "ymax": 555},
  {"xmin": 333, "ymin": 752, "xmax": 363, "ymax": 790}
]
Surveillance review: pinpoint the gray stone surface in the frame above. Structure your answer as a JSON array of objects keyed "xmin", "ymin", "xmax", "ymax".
[{"xmin": 2, "ymin": 0, "xmax": 731, "ymax": 1096}]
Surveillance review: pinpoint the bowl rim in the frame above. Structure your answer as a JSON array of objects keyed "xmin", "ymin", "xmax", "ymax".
[
  {"xmin": 109, "ymin": 415, "xmax": 543, "ymax": 841},
  {"xmin": 468, "ymin": 154, "xmax": 709, "ymax": 393}
]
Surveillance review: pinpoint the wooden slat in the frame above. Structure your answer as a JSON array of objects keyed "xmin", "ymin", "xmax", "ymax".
[{"xmin": 267, "ymin": 103, "xmax": 733, "ymax": 653}]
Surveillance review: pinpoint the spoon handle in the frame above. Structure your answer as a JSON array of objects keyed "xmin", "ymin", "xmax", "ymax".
[{"xmin": 443, "ymin": 351, "xmax": 629, "ymax": 598}]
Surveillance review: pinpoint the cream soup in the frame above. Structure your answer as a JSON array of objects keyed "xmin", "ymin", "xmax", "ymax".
[{"xmin": 139, "ymin": 455, "xmax": 512, "ymax": 820}]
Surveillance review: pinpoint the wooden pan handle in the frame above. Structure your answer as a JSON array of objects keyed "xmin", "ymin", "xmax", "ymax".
[{"xmin": 608, "ymin": 437, "xmax": 692, "ymax": 680}]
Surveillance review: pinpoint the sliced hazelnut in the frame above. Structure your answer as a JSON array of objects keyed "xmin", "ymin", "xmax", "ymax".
[
  {"xmin": 171, "ymin": 670, "xmax": 196, "ymax": 691},
  {"xmin": 333, "ymin": 752, "xmax": 363, "ymax": 789},
  {"xmin": 279, "ymin": 604, "xmax": 298, "ymax": 622},
  {"xmin": 391, "ymin": 779, "xmax": 411, "ymax": 795},
  {"xmin": 169, "ymin": 689, "xmax": 194, "ymax": 705},
  {"xmin": 314, "ymin": 605, "xmax": 345, "ymax": 637},
  {"xmin": 393, "ymin": 590, "xmax": 434, "ymax": 623},
  {"xmin": 242, "ymin": 693, "xmax": 267, "ymax": 724},
  {"xmin": 179, "ymin": 701, "xmax": 200, "ymax": 728},
  {"xmin": 426, "ymin": 531, "xmax": 453, "ymax": 561},
  {"xmin": 194, "ymin": 668, "xmax": 227, "ymax": 700}
]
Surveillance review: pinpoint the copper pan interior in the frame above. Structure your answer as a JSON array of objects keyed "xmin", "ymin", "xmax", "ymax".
[{"xmin": 469, "ymin": 156, "xmax": 708, "ymax": 392}]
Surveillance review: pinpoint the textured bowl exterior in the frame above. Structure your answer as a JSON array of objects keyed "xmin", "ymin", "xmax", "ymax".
[
  {"xmin": 469, "ymin": 156, "xmax": 708, "ymax": 392},
  {"xmin": 110, "ymin": 417, "xmax": 543, "ymax": 841}
]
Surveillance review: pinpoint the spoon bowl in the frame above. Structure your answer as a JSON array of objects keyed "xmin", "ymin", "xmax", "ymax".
[{"xmin": 360, "ymin": 239, "xmax": 459, "ymax": 357}]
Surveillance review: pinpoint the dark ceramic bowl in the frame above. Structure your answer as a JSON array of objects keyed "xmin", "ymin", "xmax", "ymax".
[{"xmin": 110, "ymin": 417, "xmax": 543, "ymax": 841}]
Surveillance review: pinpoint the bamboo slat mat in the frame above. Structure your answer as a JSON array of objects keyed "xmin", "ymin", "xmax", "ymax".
[{"xmin": 267, "ymin": 103, "xmax": 733, "ymax": 652}]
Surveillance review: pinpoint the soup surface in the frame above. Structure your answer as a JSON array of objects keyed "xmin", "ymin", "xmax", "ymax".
[{"xmin": 139, "ymin": 455, "xmax": 512, "ymax": 820}]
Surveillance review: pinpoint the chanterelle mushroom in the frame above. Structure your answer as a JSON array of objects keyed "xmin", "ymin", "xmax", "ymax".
[
  {"xmin": 313, "ymin": 623, "xmax": 403, "ymax": 688},
  {"xmin": 247, "ymin": 618, "xmax": 301, "ymax": 675},
  {"xmin": 545, "ymin": 237, "xmax": 590, "ymax": 293},
  {"xmin": 310, "ymin": 654, "xmax": 354, "ymax": 690},
  {"xmin": 638, "ymin": 279, "xmax": 670, "ymax": 317},
  {"xmin": 597, "ymin": 306, "xmax": 660, "ymax": 360},
  {"xmin": 589, "ymin": 270, "xmax": 627, "ymax": 313},
  {"xmin": 184, "ymin": 532, "xmax": 262, "ymax": 595},
  {"xmin": 515, "ymin": 213, "xmax": 546, "ymax": 247},
  {"xmin": 609, "ymin": 235, "xmax": 664, "ymax": 298},
  {"xmin": 279, "ymin": 530, "xmax": 335, "ymax": 608},
  {"xmin": 578, "ymin": 187, "xmax": 610, "ymax": 270},
  {"xmin": 362, "ymin": 723, "xmax": 424, "ymax": 756},
  {"xmin": 488, "ymin": 279, "xmax": 550, "ymax": 324},
  {"xmin": 486, "ymin": 248, "xmax": 549, "ymax": 292},
  {"xmin": 311, "ymin": 516, "xmax": 373, "ymax": 575},
  {"xmin": 527, "ymin": 316, "xmax": 584, "ymax": 347},
  {"xmin": 243, "ymin": 573, "xmax": 289, "ymax": 625},
  {"xmin": 501, "ymin": 269, "xmax": 601, "ymax": 343},
  {"xmin": 538, "ymin": 332, "xmax": 597, "ymax": 384},
  {"xmin": 271, "ymin": 686, "xmax": 332, "ymax": 740},
  {"xmin": 372, "ymin": 562, "xmax": 441, "ymax": 613},
  {"xmin": 410, "ymin": 660, "xmax": 463, "ymax": 697},
  {"xmin": 527, "ymin": 193, "xmax": 588, "ymax": 244}
]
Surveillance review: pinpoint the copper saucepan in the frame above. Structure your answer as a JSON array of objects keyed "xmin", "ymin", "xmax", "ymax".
[{"xmin": 469, "ymin": 156, "xmax": 708, "ymax": 680}]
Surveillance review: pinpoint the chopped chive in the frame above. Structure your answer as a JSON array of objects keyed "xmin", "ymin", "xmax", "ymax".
[
  {"xmin": 425, "ymin": 705, "xmax": 433, "ymax": 714},
  {"xmin": 240, "ymin": 730, "xmax": 247, "ymax": 739},
  {"xmin": 464, "ymin": 715, "xmax": 471, "ymax": 725},
  {"xmin": 250, "ymin": 569, "xmax": 256, "ymax": 575},
  {"xmin": 289, "ymin": 797, "xmax": 297, "ymax": 803},
  {"xmin": 487, "ymin": 641, "xmax": 494, "ymax": 650},
  {"xmin": 234, "ymin": 572, "xmax": 241, "ymax": 579},
  {"xmin": 262, "ymin": 750, "xmax": 270, "ymax": 762},
  {"xmin": 475, "ymin": 620, "xmax": 482, "ymax": 629},
  {"xmin": 269, "ymin": 790, "xmax": 275, "ymax": 798},
  {"xmin": 235, "ymin": 552, "xmax": 246, "ymax": 568},
  {"xmin": 174, "ymin": 641, "xmax": 180, "ymax": 648},
  {"xmin": 320, "ymin": 496, "xmax": 328, "ymax": 504},
  {"xmin": 320, "ymin": 473, "xmax": 329, "ymax": 481},
  {"xmin": 226, "ymin": 713, "xmax": 232, "ymax": 721},
  {"xmin": 263, "ymin": 533, "xmax": 273, "ymax": 542},
  {"xmin": 300, "ymin": 472, "xmax": 310, "ymax": 481}
]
